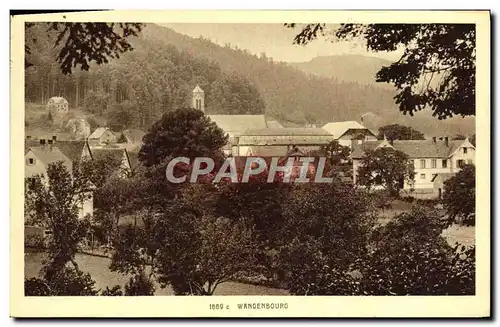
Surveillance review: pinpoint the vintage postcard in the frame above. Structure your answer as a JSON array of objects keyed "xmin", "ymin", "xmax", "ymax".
[{"xmin": 10, "ymin": 10, "xmax": 490, "ymax": 318}]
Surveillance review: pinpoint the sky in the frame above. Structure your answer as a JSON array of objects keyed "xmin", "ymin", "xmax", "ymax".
[{"xmin": 160, "ymin": 23, "xmax": 403, "ymax": 63}]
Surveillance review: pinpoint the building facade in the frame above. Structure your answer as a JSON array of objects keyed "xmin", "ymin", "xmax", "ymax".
[
  {"xmin": 351, "ymin": 137, "xmax": 476, "ymax": 198},
  {"xmin": 322, "ymin": 121, "xmax": 378, "ymax": 148}
]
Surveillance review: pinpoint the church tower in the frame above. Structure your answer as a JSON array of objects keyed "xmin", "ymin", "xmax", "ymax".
[{"xmin": 192, "ymin": 85, "xmax": 205, "ymax": 112}]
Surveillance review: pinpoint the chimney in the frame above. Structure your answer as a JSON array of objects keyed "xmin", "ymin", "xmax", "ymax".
[
  {"xmin": 444, "ymin": 136, "xmax": 449, "ymax": 147},
  {"xmin": 432, "ymin": 136, "xmax": 436, "ymax": 144}
]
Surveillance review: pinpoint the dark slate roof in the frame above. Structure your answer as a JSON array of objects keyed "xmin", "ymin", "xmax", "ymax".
[
  {"xmin": 392, "ymin": 139, "xmax": 465, "ymax": 158},
  {"xmin": 127, "ymin": 150, "xmax": 141, "ymax": 172},
  {"xmin": 90, "ymin": 148, "xmax": 126, "ymax": 163},
  {"xmin": 242, "ymin": 128, "xmax": 332, "ymax": 137},
  {"xmin": 351, "ymin": 139, "xmax": 470, "ymax": 159},
  {"xmin": 27, "ymin": 146, "xmax": 73, "ymax": 172},
  {"xmin": 350, "ymin": 141, "xmax": 384, "ymax": 159},
  {"xmin": 54, "ymin": 140, "xmax": 87, "ymax": 163}
]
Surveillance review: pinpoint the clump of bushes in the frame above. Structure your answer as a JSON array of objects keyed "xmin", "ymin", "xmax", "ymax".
[{"xmin": 25, "ymin": 233, "xmax": 45, "ymax": 249}]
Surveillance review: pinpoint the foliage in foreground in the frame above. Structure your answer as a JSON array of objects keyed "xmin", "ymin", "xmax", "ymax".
[
  {"xmin": 283, "ymin": 207, "xmax": 475, "ymax": 296},
  {"xmin": 443, "ymin": 164, "xmax": 476, "ymax": 226}
]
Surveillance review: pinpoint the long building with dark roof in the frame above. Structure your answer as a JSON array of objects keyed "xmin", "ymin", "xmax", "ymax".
[{"xmin": 351, "ymin": 136, "xmax": 476, "ymax": 198}]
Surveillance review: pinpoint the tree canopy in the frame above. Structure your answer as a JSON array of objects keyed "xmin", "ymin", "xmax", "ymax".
[
  {"xmin": 25, "ymin": 22, "xmax": 144, "ymax": 74},
  {"xmin": 356, "ymin": 147, "xmax": 415, "ymax": 196},
  {"xmin": 285, "ymin": 23, "xmax": 475, "ymax": 119},
  {"xmin": 443, "ymin": 164, "xmax": 475, "ymax": 226},
  {"xmin": 377, "ymin": 124, "xmax": 426, "ymax": 140},
  {"xmin": 138, "ymin": 108, "xmax": 228, "ymax": 167}
]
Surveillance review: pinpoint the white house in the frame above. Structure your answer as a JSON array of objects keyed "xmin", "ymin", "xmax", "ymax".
[
  {"xmin": 88, "ymin": 127, "xmax": 117, "ymax": 146},
  {"xmin": 47, "ymin": 96, "xmax": 69, "ymax": 114},
  {"xmin": 24, "ymin": 141, "xmax": 93, "ymax": 220},
  {"xmin": 351, "ymin": 136, "xmax": 476, "ymax": 198},
  {"xmin": 322, "ymin": 121, "xmax": 377, "ymax": 148}
]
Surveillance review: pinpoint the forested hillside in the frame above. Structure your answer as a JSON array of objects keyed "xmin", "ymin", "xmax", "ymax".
[
  {"xmin": 25, "ymin": 23, "xmax": 265, "ymax": 130},
  {"xmin": 25, "ymin": 23, "xmax": 475, "ymax": 136},
  {"xmin": 290, "ymin": 54, "xmax": 394, "ymax": 87}
]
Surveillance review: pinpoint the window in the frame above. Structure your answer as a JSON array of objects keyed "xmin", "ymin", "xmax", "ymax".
[
  {"xmin": 420, "ymin": 173, "xmax": 426, "ymax": 179},
  {"xmin": 26, "ymin": 158, "xmax": 35, "ymax": 165},
  {"xmin": 442, "ymin": 159, "xmax": 448, "ymax": 168},
  {"xmin": 457, "ymin": 159, "xmax": 465, "ymax": 168},
  {"xmin": 463, "ymin": 147, "xmax": 468, "ymax": 154},
  {"xmin": 420, "ymin": 159, "xmax": 426, "ymax": 169},
  {"xmin": 431, "ymin": 159, "xmax": 437, "ymax": 168},
  {"xmin": 467, "ymin": 159, "xmax": 473, "ymax": 165},
  {"xmin": 409, "ymin": 160, "xmax": 415, "ymax": 168}
]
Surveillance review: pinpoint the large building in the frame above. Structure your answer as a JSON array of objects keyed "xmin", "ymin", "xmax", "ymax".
[
  {"xmin": 322, "ymin": 121, "xmax": 377, "ymax": 148},
  {"xmin": 351, "ymin": 136, "xmax": 476, "ymax": 198},
  {"xmin": 191, "ymin": 85, "xmax": 334, "ymax": 157},
  {"xmin": 24, "ymin": 139, "xmax": 94, "ymax": 221}
]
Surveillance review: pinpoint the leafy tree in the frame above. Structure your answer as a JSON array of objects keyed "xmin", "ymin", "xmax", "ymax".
[
  {"xmin": 93, "ymin": 176, "xmax": 137, "ymax": 243},
  {"xmin": 80, "ymin": 152, "xmax": 125, "ymax": 188},
  {"xmin": 285, "ymin": 23, "xmax": 475, "ymax": 119},
  {"xmin": 216, "ymin": 168, "xmax": 290, "ymax": 245},
  {"xmin": 323, "ymin": 140, "xmax": 351, "ymax": 166},
  {"xmin": 138, "ymin": 108, "xmax": 228, "ymax": 167},
  {"xmin": 377, "ymin": 124, "xmax": 425, "ymax": 141},
  {"xmin": 443, "ymin": 164, "xmax": 475, "ymax": 226},
  {"xmin": 25, "ymin": 22, "xmax": 144, "ymax": 74},
  {"xmin": 25, "ymin": 267, "xmax": 98, "ymax": 296},
  {"xmin": 25, "ymin": 161, "xmax": 93, "ymax": 275},
  {"xmin": 106, "ymin": 100, "xmax": 137, "ymax": 131},
  {"xmin": 361, "ymin": 207, "xmax": 475, "ymax": 295},
  {"xmin": 110, "ymin": 186, "xmax": 259, "ymax": 295},
  {"xmin": 83, "ymin": 89, "xmax": 111, "ymax": 116},
  {"xmin": 470, "ymin": 134, "xmax": 476, "ymax": 146},
  {"xmin": 357, "ymin": 147, "xmax": 415, "ymax": 197},
  {"xmin": 453, "ymin": 134, "xmax": 466, "ymax": 140},
  {"xmin": 124, "ymin": 273, "xmax": 155, "ymax": 296},
  {"xmin": 278, "ymin": 182, "xmax": 376, "ymax": 294}
]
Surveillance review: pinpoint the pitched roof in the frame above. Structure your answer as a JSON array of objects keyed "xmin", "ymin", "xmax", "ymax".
[
  {"xmin": 392, "ymin": 139, "xmax": 465, "ymax": 158},
  {"xmin": 322, "ymin": 121, "xmax": 375, "ymax": 139},
  {"xmin": 89, "ymin": 127, "xmax": 114, "ymax": 139},
  {"xmin": 120, "ymin": 129, "xmax": 146, "ymax": 143},
  {"xmin": 266, "ymin": 120, "xmax": 284, "ymax": 128},
  {"xmin": 90, "ymin": 147, "xmax": 126, "ymax": 163},
  {"xmin": 27, "ymin": 146, "xmax": 73, "ymax": 172},
  {"xmin": 54, "ymin": 140, "xmax": 88, "ymax": 163},
  {"xmin": 193, "ymin": 85, "xmax": 204, "ymax": 93},
  {"xmin": 127, "ymin": 150, "xmax": 142, "ymax": 172},
  {"xmin": 207, "ymin": 115, "xmax": 267, "ymax": 135},
  {"xmin": 351, "ymin": 139, "xmax": 471, "ymax": 159},
  {"xmin": 246, "ymin": 145, "xmax": 289, "ymax": 157},
  {"xmin": 242, "ymin": 127, "xmax": 332, "ymax": 137},
  {"xmin": 350, "ymin": 140, "xmax": 384, "ymax": 159}
]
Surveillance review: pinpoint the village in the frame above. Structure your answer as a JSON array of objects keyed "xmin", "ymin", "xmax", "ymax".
[
  {"xmin": 20, "ymin": 21, "xmax": 478, "ymax": 299},
  {"xmin": 25, "ymin": 85, "xmax": 476, "ymax": 221}
]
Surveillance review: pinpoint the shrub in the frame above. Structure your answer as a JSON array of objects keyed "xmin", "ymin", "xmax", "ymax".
[
  {"xmin": 25, "ymin": 232, "xmax": 45, "ymax": 249},
  {"xmin": 124, "ymin": 272, "xmax": 155, "ymax": 296},
  {"xmin": 25, "ymin": 267, "xmax": 98, "ymax": 296},
  {"xmin": 100, "ymin": 285, "xmax": 124, "ymax": 296}
]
